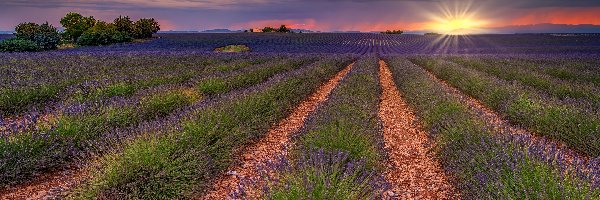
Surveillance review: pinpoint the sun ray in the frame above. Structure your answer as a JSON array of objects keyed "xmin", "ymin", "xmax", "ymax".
[{"xmin": 424, "ymin": 0, "xmax": 490, "ymax": 35}]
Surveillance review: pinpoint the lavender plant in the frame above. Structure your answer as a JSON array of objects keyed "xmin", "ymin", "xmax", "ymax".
[
  {"xmin": 70, "ymin": 55, "xmax": 355, "ymax": 199},
  {"xmin": 235, "ymin": 56, "xmax": 389, "ymax": 199},
  {"xmin": 233, "ymin": 149, "xmax": 389, "ymax": 200},
  {"xmin": 384, "ymin": 57, "xmax": 600, "ymax": 199},
  {"xmin": 410, "ymin": 56, "xmax": 599, "ymax": 156},
  {"xmin": 0, "ymin": 55, "xmax": 315, "ymax": 187}
]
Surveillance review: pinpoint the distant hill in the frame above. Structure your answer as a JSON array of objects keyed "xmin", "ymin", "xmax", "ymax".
[
  {"xmin": 201, "ymin": 29, "xmax": 243, "ymax": 33},
  {"xmin": 331, "ymin": 31, "xmax": 362, "ymax": 33},
  {"xmin": 290, "ymin": 29, "xmax": 315, "ymax": 33},
  {"xmin": 158, "ymin": 30, "xmax": 199, "ymax": 33},
  {"xmin": 490, "ymin": 24, "xmax": 600, "ymax": 34},
  {"xmin": 0, "ymin": 31, "xmax": 14, "ymax": 35}
]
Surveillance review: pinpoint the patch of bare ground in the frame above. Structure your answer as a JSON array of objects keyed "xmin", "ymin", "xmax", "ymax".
[
  {"xmin": 416, "ymin": 62, "xmax": 590, "ymax": 164},
  {"xmin": 200, "ymin": 63, "xmax": 354, "ymax": 199},
  {"xmin": 0, "ymin": 166, "xmax": 87, "ymax": 200},
  {"xmin": 378, "ymin": 60, "xmax": 458, "ymax": 199}
]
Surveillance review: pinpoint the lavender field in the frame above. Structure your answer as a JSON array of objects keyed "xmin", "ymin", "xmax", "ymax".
[{"xmin": 1, "ymin": 33, "xmax": 599, "ymax": 199}]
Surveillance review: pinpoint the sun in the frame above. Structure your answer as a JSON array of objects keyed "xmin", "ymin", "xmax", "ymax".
[
  {"xmin": 433, "ymin": 18, "xmax": 486, "ymax": 35},
  {"xmin": 423, "ymin": 0, "xmax": 490, "ymax": 35}
]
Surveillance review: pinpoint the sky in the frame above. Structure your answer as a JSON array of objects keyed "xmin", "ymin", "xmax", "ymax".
[{"xmin": 1, "ymin": 0, "xmax": 600, "ymax": 32}]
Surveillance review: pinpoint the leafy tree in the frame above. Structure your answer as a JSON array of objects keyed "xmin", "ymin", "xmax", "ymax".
[
  {"xmin": 77, "ymin": 21, "xmax": 128, "ymax": 46},
  {"xmin": 14, "ymin": 22, "xmax": 39, "ymax": 40},
  {"xmin": 34, "ymin": 22, "xmax": 61, "ymax": 50},
  {"xmin": 113, "ymin": 15, "xmax": 134, "ymax": 33},
  {"xmin": 277, "ymin": 25, "xmax": 290, "ymax": 33},
  {"xmin": 382, "ymin": 30, "xmax": 403, "ymax": 34},
  {"xmin": 262, "ymin": 27, "xmax": 276, "ymax": 33},
  {"xmin": 60, "ymin": 12, "xmax": 96, "ymax": 41},
  {"xmin": 133, "ymin": 18, "xmax": 160, "ymax": 39},
  {"xmin": 14, "ymin": 22, "xmax": 60, "ymax": 50}
]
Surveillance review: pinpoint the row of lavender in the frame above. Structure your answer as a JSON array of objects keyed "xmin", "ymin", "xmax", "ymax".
[
  {"xmin": 0, "ymin": 55, "xmax": 275, "ymax": 134},
  {"xmin": 68, "ymin": 55, "xmax": 355, "ymax": 198},
  {"xmin": 447, "ymin": 55, "xmax": 599, "ymax": 106},
  {"xmin": 234, "ymin": 56, "xmax": 388, "ymax": 198},
  {"xmin": 0, "ymin": 53, "xmax": 322, "ymax": 187},
  {"xmin": 384, "ymin": 57, "xmax": 599, "ymax": 199},
  {"xmin": 409, "ymin": 56, "xmax": 599, "ymax": 156},
  {"xmin": 0, "ymin": 52, "xmax": 280, "ymax": 117},
  {"xmin": 38, "ymin": 33, "xmax": 600, "ymax": 55}
]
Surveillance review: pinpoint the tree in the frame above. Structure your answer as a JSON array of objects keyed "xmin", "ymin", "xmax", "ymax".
[
  {"xmin": 262, "ymin": 27, "xmax": 276, "ymax": 33},
  {"xmin": 133, "ymin": 18, "xmax": 160, "ymax": 39},
  {"xmin": 60, "ymin": 12, "xmax": 96, "ymax": 41},
  {"xmin": 77, "ymin": 21, "xmax": 132, "ymax": 46},
  {"xmin": 277, "ymin": 25, "xmax": 290, "ymax": 33},
  {"xmin": 382, "ymin": 30, "xmax": 403, "ymax": 34},
  {"xmin": 14, "ymin": 22, "xmax": 60, "ymax": 50},
  {"xmin": 113, "ymin": 15, "xmax": 134, "ymax": 33},
  {"xmin": 34, "ymin": 22, "xmax": 61, "ymax": 50},
  {"xmin": 14, "ymin": 22, "xmax": 39, "ymax": 40}
]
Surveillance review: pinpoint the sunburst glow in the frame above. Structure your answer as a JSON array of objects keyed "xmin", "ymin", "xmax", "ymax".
[
  {"xmin": 433, "ymin": 18, "xmax": 486, "ymax": 35},
  {"xmin": 424, "ymin": 0, "xmax": 490, "ymax": 35}
]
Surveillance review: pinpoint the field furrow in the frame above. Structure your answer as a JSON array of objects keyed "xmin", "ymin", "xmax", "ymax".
[
  {"xmin": 445, "ymin": 56, "xmax": 599, "ymax": 106},
  {"xmin": 0, "ymin": 55, "xmax": 321, "ymax": 194},
  {"xmin": 409, "ymin": 56, "xmax": 600, "ymax": 156},
  {"xmin": 202, "ymin": 62, "xmax": 354, "ymax": 199},
  {"xmin": 236, "ymin": 57, "xmax": 389, "ymax": 199},
  {"xmin": 0, "ymin": 55, "xmax": 275, "ymax": 132},
  {"xmin": 378, "ymin": 60, "xmax": 457, "ymax": 199},
  {"xmin": 65, "ymin": 55, "xmax": 354, "ymax": 199},
  {"xmin": 385, "ymin": 56, "xmax": 599, "ymax": 198}
]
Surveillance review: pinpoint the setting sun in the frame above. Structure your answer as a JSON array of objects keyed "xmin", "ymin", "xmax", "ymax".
[
  {"xmin": 422, "ymin": 0, "xmax": 490, "ymax": 35},
  {"xmin": 432, "ymin": 18, "xmax": 487, "ymax": 35}
]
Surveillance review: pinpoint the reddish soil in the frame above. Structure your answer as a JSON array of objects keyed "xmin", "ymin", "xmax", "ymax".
[
  {"xmin": 200, "ymin": 63, "xmax": 354, "ymax": 199},
  {"xmin": 378, "ymin": 60, "xmax": 458, "ymax": 199},
  {"xmin": 0, "ymin": 167, "xmax": 87, "ymax": 200}
]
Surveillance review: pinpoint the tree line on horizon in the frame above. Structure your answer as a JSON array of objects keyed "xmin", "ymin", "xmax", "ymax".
[
  {"xmin": 246, "ymin": 25, "xmax": 292, "ymax": 33},
  {"xmin": 0, "ymin": 12, "xmax": 160, "ymax": 52},
  {"xmin": 381, "ymin": 30, "xmax": 404, "ymax": 34}
]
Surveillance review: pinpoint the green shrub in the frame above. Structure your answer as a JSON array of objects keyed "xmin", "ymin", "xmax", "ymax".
[
  {"xmin": 111, "ymin": 31, "xmax": 133, "ymax": 43},
  {"xmin": 214, "ymin": 45, "xmax": 251, "ymax": 53},
  {"xmin": 12, "ymin": 22, "xmax": 60, "ymax": 51},
  {"xmin": 77, "ymin": 22, "xmax": 118, "ymax": 46},
  {"xmin": 0, "ymin": 38, "xmax": 40, "ymax": 52}
]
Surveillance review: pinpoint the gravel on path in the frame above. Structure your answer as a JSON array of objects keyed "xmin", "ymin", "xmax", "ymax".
[
  {"xmin": 200, "ymin": 62, "xmax": 354, "ymax": 199},
  {"xmin": 378, "ymin": 60, "xmax": 458, "ymax": 199}
]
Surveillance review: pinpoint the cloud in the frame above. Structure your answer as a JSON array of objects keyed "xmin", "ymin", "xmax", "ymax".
[
  {"xmin": 231, "ymin": 19, "xmax": 318, "ymax": 30},
  {"xmin": 513, "ymin": 0, "xmax": 600, "ymax": 8},
  {"xmin": 510, "ymin": 8, "xmax": 600, "ymax": 25},
  {"xmin": 1, "ymin": 0, "xmax": 599, "ymax": 31},
  {"xmin": 0, "ymin": 0, "xmax": 271, "ymax": 10}
]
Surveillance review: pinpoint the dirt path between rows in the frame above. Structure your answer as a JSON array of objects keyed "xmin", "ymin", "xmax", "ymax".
[
  {"xmin": 415, "ymin": 61, "xmax": 590, "ymax": 165},
  {"xmin": 0, "ymin": 167, "xmax": 87, "ymax": 200},
  {"xmin": 200, "ymin": 63, "xmax": 354, "ymax": 199},
  {"xmin": 378, "ymin": 60, "xmax": 458, "ymax": 199}
]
